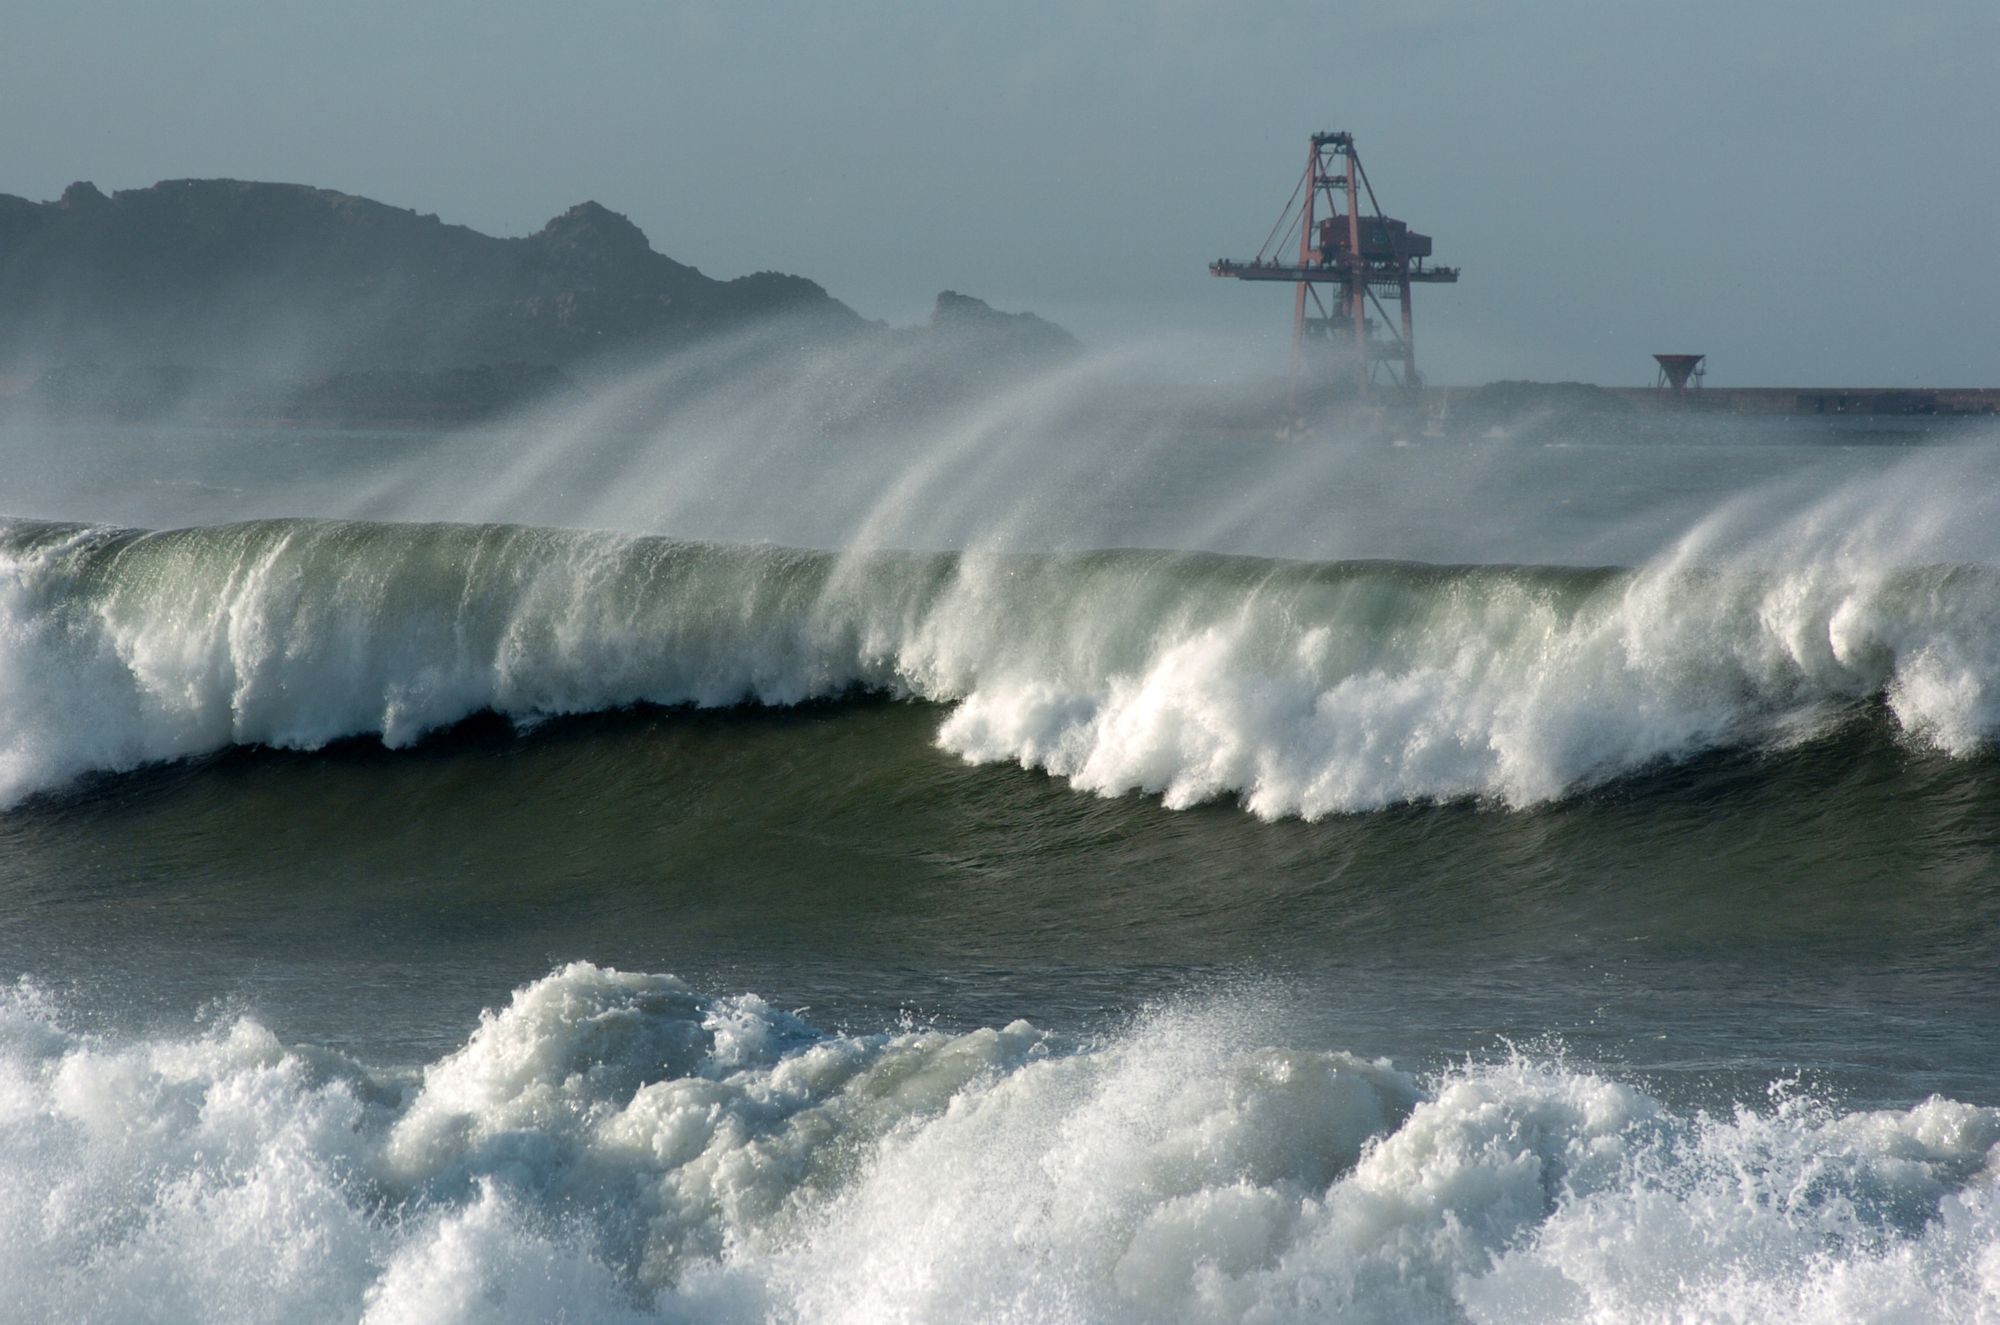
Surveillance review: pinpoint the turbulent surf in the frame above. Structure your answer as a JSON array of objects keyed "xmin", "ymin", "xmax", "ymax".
[
  {"xmin": 5, "ymin": 417, "xmax": 2000, "ymax": 1324},
  {"xmin": 4, "ymin": 962, "xmax": 1996, "ymax": 1325},
  {"xmin": 6, "ymin": 513, "xmax": 2000, "ymax": 815}
]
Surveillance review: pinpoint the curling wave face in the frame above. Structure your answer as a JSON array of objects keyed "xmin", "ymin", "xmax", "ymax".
[
  {"xmin": 1, "ymin": 963, "xmax": 1995, "ymax": 1324},
  {"xmin": 3, "ymin": 513, "xmax": 2000, "ymax": 814}
]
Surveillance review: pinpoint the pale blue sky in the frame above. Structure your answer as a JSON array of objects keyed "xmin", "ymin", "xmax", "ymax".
[{"xmin": 4, "ymin": 1, "xmax": 1995, "ymax": 385}]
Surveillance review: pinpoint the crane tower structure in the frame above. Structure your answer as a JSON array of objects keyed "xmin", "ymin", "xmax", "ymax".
[{"xmin": 1211, "ymin": 130, "xmax": 1458, "ymax": 401}]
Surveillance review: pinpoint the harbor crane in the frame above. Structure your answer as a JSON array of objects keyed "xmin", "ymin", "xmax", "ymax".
[{"xmin": 1211, "ymin": 130, "xmax": 1458, "ymax": 402}]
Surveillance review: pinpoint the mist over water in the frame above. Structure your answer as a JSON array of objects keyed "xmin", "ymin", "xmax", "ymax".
[
  {"xmin": 13, "ymin": 323, "xmax": 1995, "ymax": 564},
  {"xmin": 4, "ymin": 338, "xmax": 2000, "ymax": 1321}
]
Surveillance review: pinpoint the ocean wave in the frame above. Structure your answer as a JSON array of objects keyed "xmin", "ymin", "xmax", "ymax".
[
  {"xmin": 2, "ymin": 514, "xmax": 1999, "ymax": 815},
  {"xmin": 0, "ymin": 963, "xmax": 1993, "ymax": 1323}
]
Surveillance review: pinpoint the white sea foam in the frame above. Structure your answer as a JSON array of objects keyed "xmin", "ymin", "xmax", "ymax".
[
  {"xmin": 0, "ymin": 965, "xmax": 1994, "ymax": 1323},
  {"xmin": 5, "ymin": 456, "xmax": 2000, "ymax": 816}
]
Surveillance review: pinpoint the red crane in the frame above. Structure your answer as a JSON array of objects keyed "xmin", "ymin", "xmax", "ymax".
[{"xmin": 1211, "ymin": 130, "xmax": 1459, "ymax": 402}]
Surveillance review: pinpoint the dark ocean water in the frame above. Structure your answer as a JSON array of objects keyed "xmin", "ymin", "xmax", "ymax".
[{"xmin": 2, "ymin": 408, "xmax": 1998, "ymax": 1322}]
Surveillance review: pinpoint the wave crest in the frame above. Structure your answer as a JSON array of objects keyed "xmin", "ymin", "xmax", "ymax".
[{"xmin": 3, "ymin": 516, "xmax": 1998, "ymax": 814}]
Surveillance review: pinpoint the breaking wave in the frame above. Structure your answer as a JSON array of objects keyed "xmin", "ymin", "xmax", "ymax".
[
  {"xmin": 4, "ymin": 510, "xmax": 2000, "ymax": 815},
  {"xmin": 1, "ymin": 963, "xmax": 1994, "ymax": 1324}
]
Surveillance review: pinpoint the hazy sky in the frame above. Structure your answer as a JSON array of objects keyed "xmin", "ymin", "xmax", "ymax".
[{"xmin": 4, "ymin": 1, "xmax": 1994, "ymax": 386}]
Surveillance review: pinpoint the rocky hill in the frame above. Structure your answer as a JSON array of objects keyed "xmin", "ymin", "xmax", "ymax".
[
  {"xmin": 928, "ymin": 290, "xmax": 1079, "ymax": 360},
  {"xmin": 0, "ymin": 179, "xmax": 868, "ymax": 375}
]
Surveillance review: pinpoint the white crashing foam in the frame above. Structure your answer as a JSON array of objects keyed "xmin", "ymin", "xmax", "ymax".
[
  {"xmin": 0, "ymin": 965, "xmax": 1995, "ymax": 1324},
  {"xmin": 7, "ymin": 456, "xmax": 2000, "ymax": 816}
]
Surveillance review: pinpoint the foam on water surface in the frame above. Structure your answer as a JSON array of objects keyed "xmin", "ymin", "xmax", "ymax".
[{"xmin": 1, "ymin": 964, "xmax": 1995, "ymax": 1324}]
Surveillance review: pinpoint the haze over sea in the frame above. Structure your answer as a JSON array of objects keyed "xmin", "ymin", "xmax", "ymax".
[{"xmin": 0, "ymin": 336, "xmax": 1995, "ymax": 1323}]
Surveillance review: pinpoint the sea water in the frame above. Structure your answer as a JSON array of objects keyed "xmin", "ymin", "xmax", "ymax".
[{"xmin": 1, "ymin": 403, "xmax": 1997, "ymax": 1322}]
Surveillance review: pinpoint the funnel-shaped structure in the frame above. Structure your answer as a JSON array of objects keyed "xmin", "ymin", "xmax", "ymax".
[{"xmin": 1653, "ymin": 354, "xmax": 1706, "ymax": 395}]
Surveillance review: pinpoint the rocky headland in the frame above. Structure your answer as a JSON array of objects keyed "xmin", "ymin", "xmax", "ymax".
[{"xmin": 0, "ymin": 179, "xmax": 1077, "ymax": 426}]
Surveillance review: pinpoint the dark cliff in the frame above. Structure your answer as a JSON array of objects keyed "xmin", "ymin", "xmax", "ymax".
[{"xmin": 0, "ymin": 179, "xmax": 865, "ymax": 373}]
